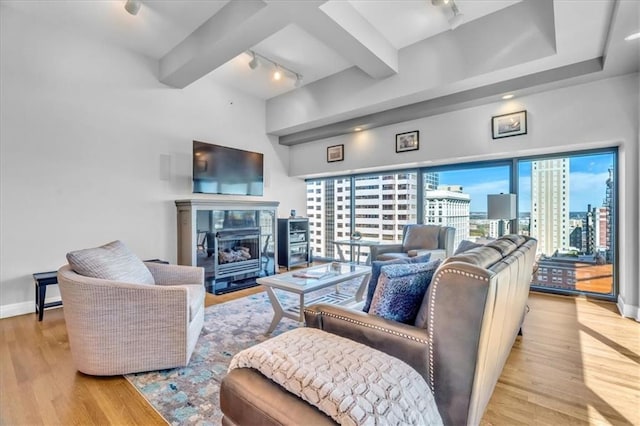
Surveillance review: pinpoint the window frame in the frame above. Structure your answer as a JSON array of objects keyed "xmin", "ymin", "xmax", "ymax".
[{"xmin": 305, "ymin": 147, "xmax": 618, "ymax": 301}]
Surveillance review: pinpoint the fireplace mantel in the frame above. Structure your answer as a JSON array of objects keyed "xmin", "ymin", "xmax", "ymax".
[{"xmin": 175, "ymin": 199, "xmax": 280, "ymax": 294}]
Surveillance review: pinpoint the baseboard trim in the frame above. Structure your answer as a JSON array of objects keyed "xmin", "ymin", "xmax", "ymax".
[
  {"xmin": 0, "ymin": 296, "xmax": 62, "ymax": 319},
  {"xmin": 616, "ymin": 295, "xmax": 640, "ymax": 322}
]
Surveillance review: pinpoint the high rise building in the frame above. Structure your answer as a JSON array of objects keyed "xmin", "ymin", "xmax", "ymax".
[
  {"xmin": 306, "ymin": 174, "xmax": 418, "ymax": 262},
  {"xmin": 604, "ymin": 167, "xmax": 613, "ymax": 261},
  {"xmin": 530, "ymin": 158, "xmax": 570, "ymax": 255},
  {"xmin": 569, "ymin": 225, "xmax": 583, "ymax": 250},
  {"xmin": 424, "ymin": 185, "xmax": 470, "ymax": 250},
  {"xmin": 595, "ymin": 206, "xmax": 609, "ymax": 252},
  {"xmin": 307, "ymin": 172, "xmax": 446, "ymax": 262},
  {"xmin": 424, "ymin": 172, "xmax": 439, "ymax": 191}
]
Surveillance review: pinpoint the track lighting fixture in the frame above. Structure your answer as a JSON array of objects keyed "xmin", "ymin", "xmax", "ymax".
[
  {"xmin": 246, "ymin": 50, "xmax": 304, "ymax": 87},
  {"xmin": 431, "ymin": 0, "xmax": 464, "ymax": 30},
  {"xmin": 449, "ymin": 1, "xmax": 464, "ymax": 30},
  {"xmin": 124, "ymin": 0, "xmax": 141, "ymax": 16},
  {"xmin": 248, "ymin": 52, "xmax": 259, "ymax": 70}
]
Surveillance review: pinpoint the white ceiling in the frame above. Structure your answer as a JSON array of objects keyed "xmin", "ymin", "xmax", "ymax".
[
  {"xmin": 4, "ymin": 0, "xmax": 638, "ymax": 143},
  {"xmin": 2, "ymin": 0, "xmax": 525, "ymax": 99},
  {"xmin": 348, "ymin": 0, "xmax": 521, "ymax": 49},
  {"xmin": 199, "ymin": 0, "xmax": 523, "ymax": 99}
]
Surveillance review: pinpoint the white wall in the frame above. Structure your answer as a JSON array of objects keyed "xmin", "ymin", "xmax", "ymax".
[
  {"xmin": 0, "ymin": 6, "xmax": 307, "ymax": 316},
  {"xmin": 289, "ymin": 74, "xmax": 640, "ymax": 320}
]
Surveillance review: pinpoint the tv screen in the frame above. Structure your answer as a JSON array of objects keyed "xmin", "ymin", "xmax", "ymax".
[{"xmin": 193, "ymin": 141, "xmax": 264, "ymax": 196}]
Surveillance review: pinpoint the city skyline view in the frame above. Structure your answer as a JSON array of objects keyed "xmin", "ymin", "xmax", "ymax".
[
  {"xmin": 306, "ymin": 149, "xmax": 615, "ymax": 296},
  {"xmin": 435, "ymin": 154, "xmax": 613, "ymax": 213}
]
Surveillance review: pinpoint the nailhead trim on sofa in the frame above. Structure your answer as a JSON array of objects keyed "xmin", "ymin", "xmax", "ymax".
[
  {"xmin": 303, "ymin": 309, "xmax": 429, "ymax": 344},
  {"xmin": 427, "ymin": 268, "xmax": 489, "ymax": 392}
]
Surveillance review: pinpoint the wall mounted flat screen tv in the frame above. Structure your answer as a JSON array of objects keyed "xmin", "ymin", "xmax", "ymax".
[{"xmin": 193, "ymin": 141, "xmax": 264, "ymax": 196}]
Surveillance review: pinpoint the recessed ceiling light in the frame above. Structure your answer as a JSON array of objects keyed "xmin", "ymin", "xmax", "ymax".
[
  {"xmin": 354, "ymin": 127, "xmax": 363, "ymax": 132},
  {"xmin": 624, "ymin": 32, "xmax": 640, "ymax": 41},
  {"xmin": 502, "ymin": 94, "xmax": 515, "ymax": 100}
]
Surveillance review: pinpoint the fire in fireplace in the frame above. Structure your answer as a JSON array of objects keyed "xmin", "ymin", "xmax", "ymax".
[{"xmin": 214, "ymin": 228, "xmax": 261, "ymax": 279}]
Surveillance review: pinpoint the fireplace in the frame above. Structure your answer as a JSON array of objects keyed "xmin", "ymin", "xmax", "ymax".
[
  {"xmin": 176, "ymin": 199, "xmax": 279, "ymax": 295},
  {"xmin": 214, "ymin": 228, "xmax": 261, "ymax": 279}
]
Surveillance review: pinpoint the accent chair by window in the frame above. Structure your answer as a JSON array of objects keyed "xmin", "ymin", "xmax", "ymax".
[{"xmin": 369, "ymin": 224, "xmax": 455, "ymax": 262}]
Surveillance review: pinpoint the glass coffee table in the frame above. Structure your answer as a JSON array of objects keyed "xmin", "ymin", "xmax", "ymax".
[{"xmin": 257, "ymin": 263, "xmax": 371, "ymax": 334}]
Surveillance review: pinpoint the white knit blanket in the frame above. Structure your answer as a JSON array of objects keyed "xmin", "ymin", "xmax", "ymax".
[{"xmin": 229, "ymin": 328, "xmax": 443, "ymax": 426}]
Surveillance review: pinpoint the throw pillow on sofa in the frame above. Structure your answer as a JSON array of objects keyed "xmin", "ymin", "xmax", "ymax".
[
  {"xmin": 454, "ymin": 239, "xmax": 484, "ymax": 255},
  {"xmin": 368, "ymin": 259, "xmax": 442, "ymax": 324},
  {"xmin": 363, "ymin": 254, "xmax": 431, "ymax": 312},
  {"xmin": 66, "ymin": 240, "xmax": 155, "ymax": 285}
]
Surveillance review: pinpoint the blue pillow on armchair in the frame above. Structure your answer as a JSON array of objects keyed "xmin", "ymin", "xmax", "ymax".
[
  {"xmin": 363, "ymin": 254, "xmax": 431, "ymax": 312},
  {"xmin": 368, "ymin": 259, "xmax": 442, "ymax": 324}
]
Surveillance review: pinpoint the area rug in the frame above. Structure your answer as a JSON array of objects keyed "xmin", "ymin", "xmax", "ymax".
[{"xmin": 125, "ymin": 284, "xmax": 359, "ymax": 425}]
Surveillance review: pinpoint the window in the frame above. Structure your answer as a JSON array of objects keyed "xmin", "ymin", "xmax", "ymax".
[
  {"xmin": 423, "ymin": 165, "xmax": 510, "ymax": 250},
  {"xmin": 306, "ymin": 148, "xmax": 617, "ymax": 300},
  {"xmin": 519, "ymin": 151, "xmax": 616, "ymax": 297}
]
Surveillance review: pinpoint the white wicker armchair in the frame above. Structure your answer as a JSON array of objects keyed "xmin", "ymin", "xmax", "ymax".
[{"xmin": 58, "ymin": 261, "xmax": 205, "ymax": 376}]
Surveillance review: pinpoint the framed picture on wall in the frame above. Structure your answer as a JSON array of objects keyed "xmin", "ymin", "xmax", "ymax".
[
  {"xmin": 327, "ymin": 144, "xmax": 344, "ymax": 162},
  {"xmin": 492, "ymin": 110, "xmax": 527, "ymax": 139},
  {"xmin": 395, "ymin": 131, "xmax": 419, "ymax": 152}
]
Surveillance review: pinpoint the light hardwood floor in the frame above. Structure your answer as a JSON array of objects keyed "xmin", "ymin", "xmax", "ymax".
[{"xmin": 1, "ymin": 289, "xmax": 638, "ymax": 425}]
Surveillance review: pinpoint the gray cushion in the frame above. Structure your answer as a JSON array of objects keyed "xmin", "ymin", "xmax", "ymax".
[
  {"xmin": 363, "ymin": 254, "xmax": 431, "ymax": 312},
  {"xmin": 442, "ymin": 246, "xmax": 503, "ymax": 269},
  {"xmin": 66, "ymin": 240, "xmax": 155, "ymax": 285},
  {"xmin": 403, "ymin": 225, "xmax": 439, "ymax": 251},
  {"xmin": 485, "ymin": 237, "xmax": 518, "ymax": 256},
  {"xmin": 369, "ymin": 260, "xmax": 442, "ymax": 324},
  {"xmin": 454, "ymin": 240, "xmax": 484, "ymax": 255}
]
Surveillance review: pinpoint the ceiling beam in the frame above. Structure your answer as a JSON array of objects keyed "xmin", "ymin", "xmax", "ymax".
[
  {"xmin": 291, "ymin": 1, "xmax": 398, "ymax": 79},
  {"xmin": 159, "ymin": 0, "xmax": 288, "ymax": 88},
  {"xmin": 159, "ymin": 0, "xmax": 398, "ymax": 88}
]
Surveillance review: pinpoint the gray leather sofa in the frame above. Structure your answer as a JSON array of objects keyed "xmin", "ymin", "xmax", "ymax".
[
  {"xmin": 369, "ymin": 224, "xmax": 456, "ymax": 262},
  {"xmin": 220, "ymin": 235, "xmax": 537, "ymax": 426}
]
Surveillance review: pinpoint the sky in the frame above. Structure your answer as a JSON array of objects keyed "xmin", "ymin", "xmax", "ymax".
[{"xmin": 436, "ymin": 153, "xmax": 614, "ymax": 212}]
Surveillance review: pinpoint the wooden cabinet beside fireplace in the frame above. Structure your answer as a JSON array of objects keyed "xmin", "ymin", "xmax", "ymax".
[{"xmin": 277, "ymin": 218, "xmax": 310, "ymax": 270}]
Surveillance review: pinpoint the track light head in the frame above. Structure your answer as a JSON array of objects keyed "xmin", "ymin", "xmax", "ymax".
[
  {"xmin": 449, "ymin": 1, "xmax": 464, "ymax": 29},
  {"xmin": 246, "ymin": 51, "xmax": 302, "ymax": 86},
  {"xmin": 273, "ymin": 66, "xmax": 282, "ymax": 81},
  {"xmin": 124, "ymin": 0, "xmax": 141, "ymax": 16},
  {"xmin": 248, "ymin": 52, "xmax": 258, "ymax": 70}
]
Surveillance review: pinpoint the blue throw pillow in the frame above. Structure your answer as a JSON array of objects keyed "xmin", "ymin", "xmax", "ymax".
[
  {"xmin": 368, "ymin": 259, "xmax": 442, "ymax": 324},
  {"xmin": 362, "ymin": 253, "xmax": 431, "ymax": 312}
]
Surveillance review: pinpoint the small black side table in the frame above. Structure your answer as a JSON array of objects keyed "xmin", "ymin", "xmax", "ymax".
[{"xmin": 33, "ymin": 271, "xmax": 62, "ymax": 321}]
